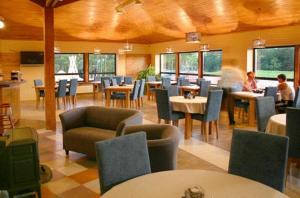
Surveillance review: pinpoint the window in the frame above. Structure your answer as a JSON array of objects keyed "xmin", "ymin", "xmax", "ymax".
[
  {"xmin": 202, "ymin": 50, "xmax": 222, "ymax": 76},
  {"xmin": 88, "ymin": 54, "xmax": 116, "ymax": 81},
  {"xmin": 55, "ymin": 53, "xmax": 84, "ymax": 81},
  {"xmin": 160, "ymin": 53, "xmax": 176, "ymax": 80},
  {"xmin": 179, "ymin": 52, "xmax": 199, "ymax": 82},
  {"xmin": 254, "ymin": 46, "xmax": 295, "ymax": 80}
]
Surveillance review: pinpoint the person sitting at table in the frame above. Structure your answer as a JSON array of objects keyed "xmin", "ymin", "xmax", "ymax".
[
  {"xmin": 243, "ymin": 71, "xmax": 257, "ymax": 91},
  {"xmin": 276, "ymin": 73, "xmax": 295, "ymax": 113}
]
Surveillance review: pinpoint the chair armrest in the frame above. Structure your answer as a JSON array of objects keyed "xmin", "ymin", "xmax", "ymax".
[
  {"xmin": 59, "ymin": 107, "xmax": 86, "ymax": 133},
  {"xmin": 116, "ymin": 112, "xmax": 143, "ymax": 136}
]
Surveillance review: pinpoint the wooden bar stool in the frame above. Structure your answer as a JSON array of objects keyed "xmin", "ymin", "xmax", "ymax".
[{"xmin": 0, "ymin": 103, "xmax": 14, "ymax": 135}]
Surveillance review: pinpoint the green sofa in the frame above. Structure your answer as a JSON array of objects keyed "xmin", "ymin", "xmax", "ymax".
[{"xmin": 59, "ymin": 106, "xmax": 143, "ymax": 158}]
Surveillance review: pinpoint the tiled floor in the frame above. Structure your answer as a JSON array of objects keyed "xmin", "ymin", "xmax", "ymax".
[{"xmin": 14, "ymin": 93, "xmax": 300, "ymax": 198}]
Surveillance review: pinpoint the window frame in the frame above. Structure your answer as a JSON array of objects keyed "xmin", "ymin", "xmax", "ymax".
[
  {"xmin": 160, "ymin": 53, "xmax": 177, "ymax": 78},
  {"xmin": 253, "ymin": 45, "xmax": 296, "ymax": 81},
  {"xmin": 88, "ymin": 53, "xmax": 117, "ymax": 81},
  {"xmin": 178, "ymin": 51, "xmax": 199, "ymax": 78},
  {"xmin": 202, "ymin": 49, "xmax": 223, "ymax": 77}
]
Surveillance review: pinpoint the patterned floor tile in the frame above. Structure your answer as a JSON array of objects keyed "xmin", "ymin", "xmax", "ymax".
[
  {"xmin": 83, "ymin": 179, "xmax": 100, "ymax": 194},
  {"xmin": 56, "ymin": 162, "xmax": 88, "ymax": 176},
  {"xmin": 69, "ymin": 169, "xmax": 99, "ymax": 184},
  {"xmin": 44, "ymin": 177, "xmax": 80, "ymax": 195},
  {"xmin": 58, "ymin": 186, "xmax": 99, "ymax": 198}
]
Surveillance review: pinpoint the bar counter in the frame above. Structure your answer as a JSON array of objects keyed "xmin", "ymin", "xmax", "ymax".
[{"xmin": 0, "ymin": 80, "xmax": 25, "ymax": 123}]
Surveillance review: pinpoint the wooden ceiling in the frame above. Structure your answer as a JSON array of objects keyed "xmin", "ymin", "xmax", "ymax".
[{"xmin": 1, "ymin": 0, "xmax": 300, "ymax": 44}]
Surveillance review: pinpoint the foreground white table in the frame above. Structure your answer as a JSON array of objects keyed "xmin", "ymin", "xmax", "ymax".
[
  {"xmin": 266, "ymin": 114, "xmax": 286, "ymax": 136},
  {"xmin": 102, "ymin": 170, "xmax": 288, "ymax": 198}
]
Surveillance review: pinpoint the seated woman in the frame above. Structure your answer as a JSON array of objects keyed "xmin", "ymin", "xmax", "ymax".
[
  {"xmin": 243, "ymin": 71, "xmax": 257, "ymax": 91},
  {"xmin": 276, "ymin": 73, "xmax": 295, "ymax": 113}
]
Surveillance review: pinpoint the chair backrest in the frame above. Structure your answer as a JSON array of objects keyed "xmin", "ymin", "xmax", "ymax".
[
  {"xmin": 196, "ymin": 78, "xmax": 204, "ymax": 86},
  {"xmin": 255, "ymin": 96, "xmax": 276, "ymax": 132},
  {"xmin": 229, "ymin": 129, "xmax": 289, "ymax": 192},
  {"xmin": 293, "ymin": 87, "xmax": 300, "ymax": 108},
  {"xmin": 103, "ymin": 79, "xmax": 111, "ymax": 88},
  {"xmin": 56, "ymin": 79, "xmax": 68, "ymax": 97},
  {"xmin": 34, "ymin": 79, "xmax": 43, "ymax": 86},
  {"xmin": 177, "ymin": 76, "xmax": 185, "ymax": 86},
  {"xmin": 113, "ymin": 76, "xmax": 123, "ymax": 85},
  {"xmin": 199, "ymin": 80, "xmax": 211, "ymax": 97},
  {"xmin": 162, "ymin": 78, "xmax": 171, "ymax": 89},
  {"xmin": 203, "ymin": 90, "xmax": 223, "ymax": 121},
  {"xmin": 111, "ymin": 78, "xmax": 117, "ymax": 86},
  {"xmin": 131, "ymin": 80, "xmax": 141, "ymax": 100},
  {"xmin": 95, "ymin": 132, "xmax": 151, "ymax": 194},
  {"xmin": 286, "ymin": 107, "xmax": 300, "ymax": 159},
  {"xmin": 146, "ymin": 76, "xmax": 156, "ymax": 82},
  {"xmin": 101, "ymin": 77, "xmax": 111, "ymax": 88},
  {"xmin": 69, "ymin": 79, "xmax": 78, "ymax": 96},
  {"xmin": 167, "ymin": 85, "xmax": 179, "ymax": 97},
  {"xmin": 155, "ymin": 89, "xmax": 172, "ymax": 120},
  {"xmin": 124, "ymin": 76, "xmax": 133, "ymax": 84},
  {"xmin": 264, "ymin": 86, "xmax": 278, "ymax": 101},
  {"xmin": 138, "ymin": 79, "xmax": 145, "ymax": 98}
]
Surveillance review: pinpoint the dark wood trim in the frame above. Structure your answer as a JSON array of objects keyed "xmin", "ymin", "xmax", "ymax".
[
  {"xmin": 30, "ymin": 0, "xmax": 46, "ymax": 7},
  {"xmin": 198, "ymin": 51, "xmax": 203, "ymax": 78},
  {"xmin": 295, "ymin": 45, "xmax": 300, "ymax": 88},
  {"xmin": 175, "ymin": 53, "xmax": 179, "ymax": 78},
  {"xmin": 44, "ymin": 6, "xmax": 56, "ymax": 131},
  {"xmin": 84, "ymin": 53, "xmax": 89, "ymax": 82},
  {"xmin": 54, "ymin": 0, "xmax": 79, "ymax": 8}
]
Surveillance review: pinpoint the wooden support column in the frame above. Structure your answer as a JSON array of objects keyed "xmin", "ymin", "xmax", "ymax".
[
  {"xmin": 175, "ymin": 53, "xmax": 179, "ymax": 79},
  {"xmin": 84, "ymin": 53, "xmax": 89, "ymax": 82},
  {"xmin": 294, "ymin": 45, "xmax": 300, "ymax": 89},
  {"xmin": 44, "ymin": 6, "xmax": 56, "ymax": 131},
  {"xmin": 198, "ymin": 51, "xmax": 203, "ymax": 78}
]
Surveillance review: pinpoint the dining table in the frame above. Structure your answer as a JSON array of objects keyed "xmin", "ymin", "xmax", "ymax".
[
  {"xmin": 146, "ymin": 80, "xmax": 177, "ymax": 100},
  {"xmin": 228, "ymin": 91, "xmax": 264, "ymax": 126},
  {"xmin": 90, "ymin": 81, "xmax": 102, "ymax": 98},
  {"xmin": 179, "ymin": 85, "xmax": 200, "ymax": 96},
  {"xmin": 170, "ymin": 96, "xmax": 207, "ymax": 139},
  {"xmin": 266, "ymin": 113, "xmax": 286, "ymax": 136},
  {"xmin": 101, "ymin": 170, "xmax": 288, "ymax": 198},
  {"xmin": 105, "ymin": 84, "xmax": 134, "ymax": 108}
]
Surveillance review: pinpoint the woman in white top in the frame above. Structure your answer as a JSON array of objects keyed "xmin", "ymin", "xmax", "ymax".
[{"xmin": 276, "ymin": 73, "xmax": 295, "ymax": 113}]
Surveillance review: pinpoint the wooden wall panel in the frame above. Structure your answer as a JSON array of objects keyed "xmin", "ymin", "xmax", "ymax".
[
  {"xmin": 0, "ymin": 53, "xmax": 20, "ymax": 80},
  {"xmin": 294, "ymin": 45, "xmax": 300, "ymax": 89},
  {"xmin": 125, "ymin": 54, "xmax": 151, "ymax": 78}
]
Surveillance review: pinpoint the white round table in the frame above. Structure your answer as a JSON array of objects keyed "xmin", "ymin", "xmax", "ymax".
[
  {"xmin": 170, "ymin": 96, "xmax": 207, "ymax": 139},
  {"xmin": 102, "ymin": 170, "xmax": 288, "ymax": 198},
  {"xmin": 266, "ymin": 114, "xmax": 286, "ymax": 136}
]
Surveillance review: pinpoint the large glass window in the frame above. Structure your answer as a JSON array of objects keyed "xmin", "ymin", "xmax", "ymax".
[
  {"xmin": 179, "ymin": 52, "xmax": 199, "ymax": 82},
  {"xmin": 55, "ymin": 53, "xmax": 84, "ymax": 81},
  {"xmin": 254, "ymin": 46, "xmax": 295, "ymax": 80},
  {"xmin": 202, "ymin": 50, "xmax": 222, "ymax": 76},
  {"xmin": 160, "ymin": 53, "xmax": 176, "ymax": 80},
  {"xmin": 89, "ymin": 54, "xmax": 116, "ymax": 81}
]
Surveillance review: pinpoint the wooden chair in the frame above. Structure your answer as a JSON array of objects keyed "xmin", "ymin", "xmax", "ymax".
[{"xmin": 0, "ymin": 103, "xmax": 14, "ymax": 135}]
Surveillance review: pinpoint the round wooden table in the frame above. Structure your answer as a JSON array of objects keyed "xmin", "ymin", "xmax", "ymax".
[
  {"xmin": 170, "ymin": 96, "xmax": 207, "ymax": 139},
  {"xmin": 102, "ymin": 170, "xmax": 288, "ymax": 198},
  {"xmin": 266, "ymin": 114, "xmax": 286, "ymax": 136}
]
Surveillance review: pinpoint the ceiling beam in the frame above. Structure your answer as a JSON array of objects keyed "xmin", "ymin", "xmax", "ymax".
[
  {"xmin": 54, "ymin": 0, "xmax": 80, "ymax": 8},
  {"xmin": 30, "ymin": 0, "xmax": 78, "ymax": 8},
  {"xmin": 46, "ymin": 0, "xmax": 55, "ymax": 7},
  {"xmin": 30, "ymin": 0, "xmax": 46, "ymax": 7}
]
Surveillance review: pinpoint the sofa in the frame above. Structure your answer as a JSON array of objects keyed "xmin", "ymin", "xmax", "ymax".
[
  {"xmin": 59, "ymin": 106, "xmax": 143, "ymax": 157},
  {"xmin": 124, "ymin": 124, "xmax": 180, "ymax": 172}
]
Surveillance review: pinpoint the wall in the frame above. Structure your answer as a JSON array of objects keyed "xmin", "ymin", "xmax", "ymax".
[
  {"xmin": 125, "ymin": 54, "xmax": 151, "ymax": 77},
  {"xmin": 0, "ymin": 40, "xmax": 151, "ymax": 100},
  {"xmin": 149, "ymin": 25, "xmax": 300, "ymax": 74}
]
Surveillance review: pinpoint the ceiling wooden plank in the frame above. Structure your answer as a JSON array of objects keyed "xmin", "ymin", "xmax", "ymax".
[
  {"xmin": 30, "ymin": 0, "xmax": 46, "ymax": 7},
  {"xmin": 54, "ymin": 0, "xmax": 80, "ymax": 8}
]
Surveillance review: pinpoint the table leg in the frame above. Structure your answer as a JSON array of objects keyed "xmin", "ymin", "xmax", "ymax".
[
  {"xmin": 93, "ymin": 84, "xmax": 97, "ymax": 99},
  {"xmin": 227, "ymin": 94, "xmax": 235, "ymax": 125},
  {"xmin": 184, "ymin": 113, "xmax": 192, "ymax": 139},
  {"xmin": 125, "ymin": 90, "xmax": 130, "ymax": 108},
  {"xmin": 147, "ymin": 84, "xmax": 151, "ymax": 101},
  {"xmin": 105, "ymin": 90, "xmax": 111, "ymax": 107},
  {"xmin": 35, "ymin": 89, "xmax": 40, "ymax": 109},
  {"xmin": 248, "ymin": 99, "xmax": 256, "ymax": 126}
]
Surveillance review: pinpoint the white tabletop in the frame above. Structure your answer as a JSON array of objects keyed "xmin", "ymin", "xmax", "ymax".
[
  {"xmin": 146, "ymin": 81, "xmax": 177, "ymax": 85},
  {"xmin": 179, "ymin": 85, "xmax": 200, "ymax": 90},
  {"xmin": 170, "ymin": 96, "xmax": 207, "ymax": 114},
  {"xmin": 102, "ymin": 170, "xmax": 288, "ymax": 198},
  {"xmin": 266, "ymin": 114, "xmax": 286, "ymax": 136},
  {"xmin": 231, "ymin": 91, "xmax": 264, "ymax": 99}
]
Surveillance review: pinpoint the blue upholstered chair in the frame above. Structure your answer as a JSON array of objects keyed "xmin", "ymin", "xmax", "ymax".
[
  {"xmin": 293, "ymin": 87, "xmax": 300, "ymax": 108},
  {"xmin": 264, "ymin": 86, "xmax": 278, "ymax": 101},
  {"xmin": 167, "ymin": 85, "xmax": 179, "ymax": 97},
  {"xmin": 192, "ymin": 90, "xmax": 223, "ymax": 141},
  {"xmin": 95, "ymin": 132, "xmax": 151, "ymax": 194},
  {"xmin": 229, "ymin": 129, "xmax": 289, "ymax": 192},
  {"xmin": 138, "ymin": 79, "xmax": 145, "ymax": 107},
  {"xmin": 286, "ymin": 108, "xmax": 300, "ymax": 166},
  {"xmin": 255, "ymin": 96, "xmax": 276, "ymax": 132},
  {"xmin": 146, "ymin": 76, "xmax": 156, "ymax": 82},
  {"xmin": 66, "ymin": 79, "xmax": 78, "ymax": 106},
  {"xmin": 155, "ymin": 89, "xmax": 184, "ymax": 126},
  {"xmin": 124, "ymin": 76, "xmax": 133, "ymax": 85},
  {"xmin": 177, "ymin": 76, "xmax": 185, "ymax": 86},
  {"xmin": 196, "ymin": 78, "xmax": 204, "ymax": 86},
  {"xmin": 113, "ymin": 76, "xmax": 123, "ymax": 85},
  {"xmin": 162, "ymin": 77, "xmax": 171, "ymax": 89},
  {"xmin": 118, "ymin": 80, "xmax": 141, "ymax": 108},
  {"xmin": 56, "ymin": 79, "xmax": 68, "ymax": 109},
  {"xmin": 198, "ymin": 80, "xmax": 211, "ymax": 97},
  {"xmin": 111, "ymin": 78, "xmax": 118, "ymax": 86}
]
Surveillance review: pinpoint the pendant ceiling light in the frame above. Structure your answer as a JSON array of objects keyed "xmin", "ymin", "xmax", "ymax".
[
  {"xmin": 185, "ymin": 32, "xmax": 201, "ymax": 43},
  {"xmin": 200, "ymin": 44, "xmax": 210, "ymax": 52},
  {"xmin": 0, "ymin": 17, "xmax": 5, "ymax": 29},
  {"xmin": 253, "ymin": 8, "xmax": 266, "ymax": 49},
  {"xmin": 123, "ymin": 41, "xmax": 133, "ymax": 52}
]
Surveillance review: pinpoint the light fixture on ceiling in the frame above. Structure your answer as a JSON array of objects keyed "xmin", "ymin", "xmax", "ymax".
[
  {"xmin": 200, "ymin": 44, "xmax": 210, "ymax": 52},
  {"xmin": 94, "ymin": 49, "xmax": 101, "ymax": 54},
  {"xmin": 166, "ymin": 47, "xmax": 173, "ymax": 53},
  {"xmin": 115, "ymin": 0, "xmax": 142, "ymax": 14},
  {"xmin": 122, "ymin": 41, "xmax": 133, "ymax": 52},
  {"xmin": 0, "ymin": 17, "xmax": 5, "ymax": 29},
  {"xmin": 185, "ymin": 32, "xmax": 201, "ymax": 43},
  {"xmin": 252, "ymin": 8, "xmax": 266, "ymax": 49}
]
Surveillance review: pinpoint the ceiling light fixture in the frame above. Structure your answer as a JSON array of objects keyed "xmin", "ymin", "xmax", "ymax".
[
  {"xmin": 200, "ymin": 44, "xmax": 210, "ymax": 52},
  {"xmin": 253, "ymin": 8, "xmax": 266, "ymax": 49},
  {"xmin": 0, "ymin": 17, "xmax": 5, "ymax": 29},
  {"xmin": 123, "ymin": 41, "xmax": 133, "ymax": 52},
  {"xmin": 185, "ymin": 32, "xmax": 201, "ymax": 43},
  {"xmin": 115, "ymin": 0, "xmax": 142, "ymax": 14}
]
